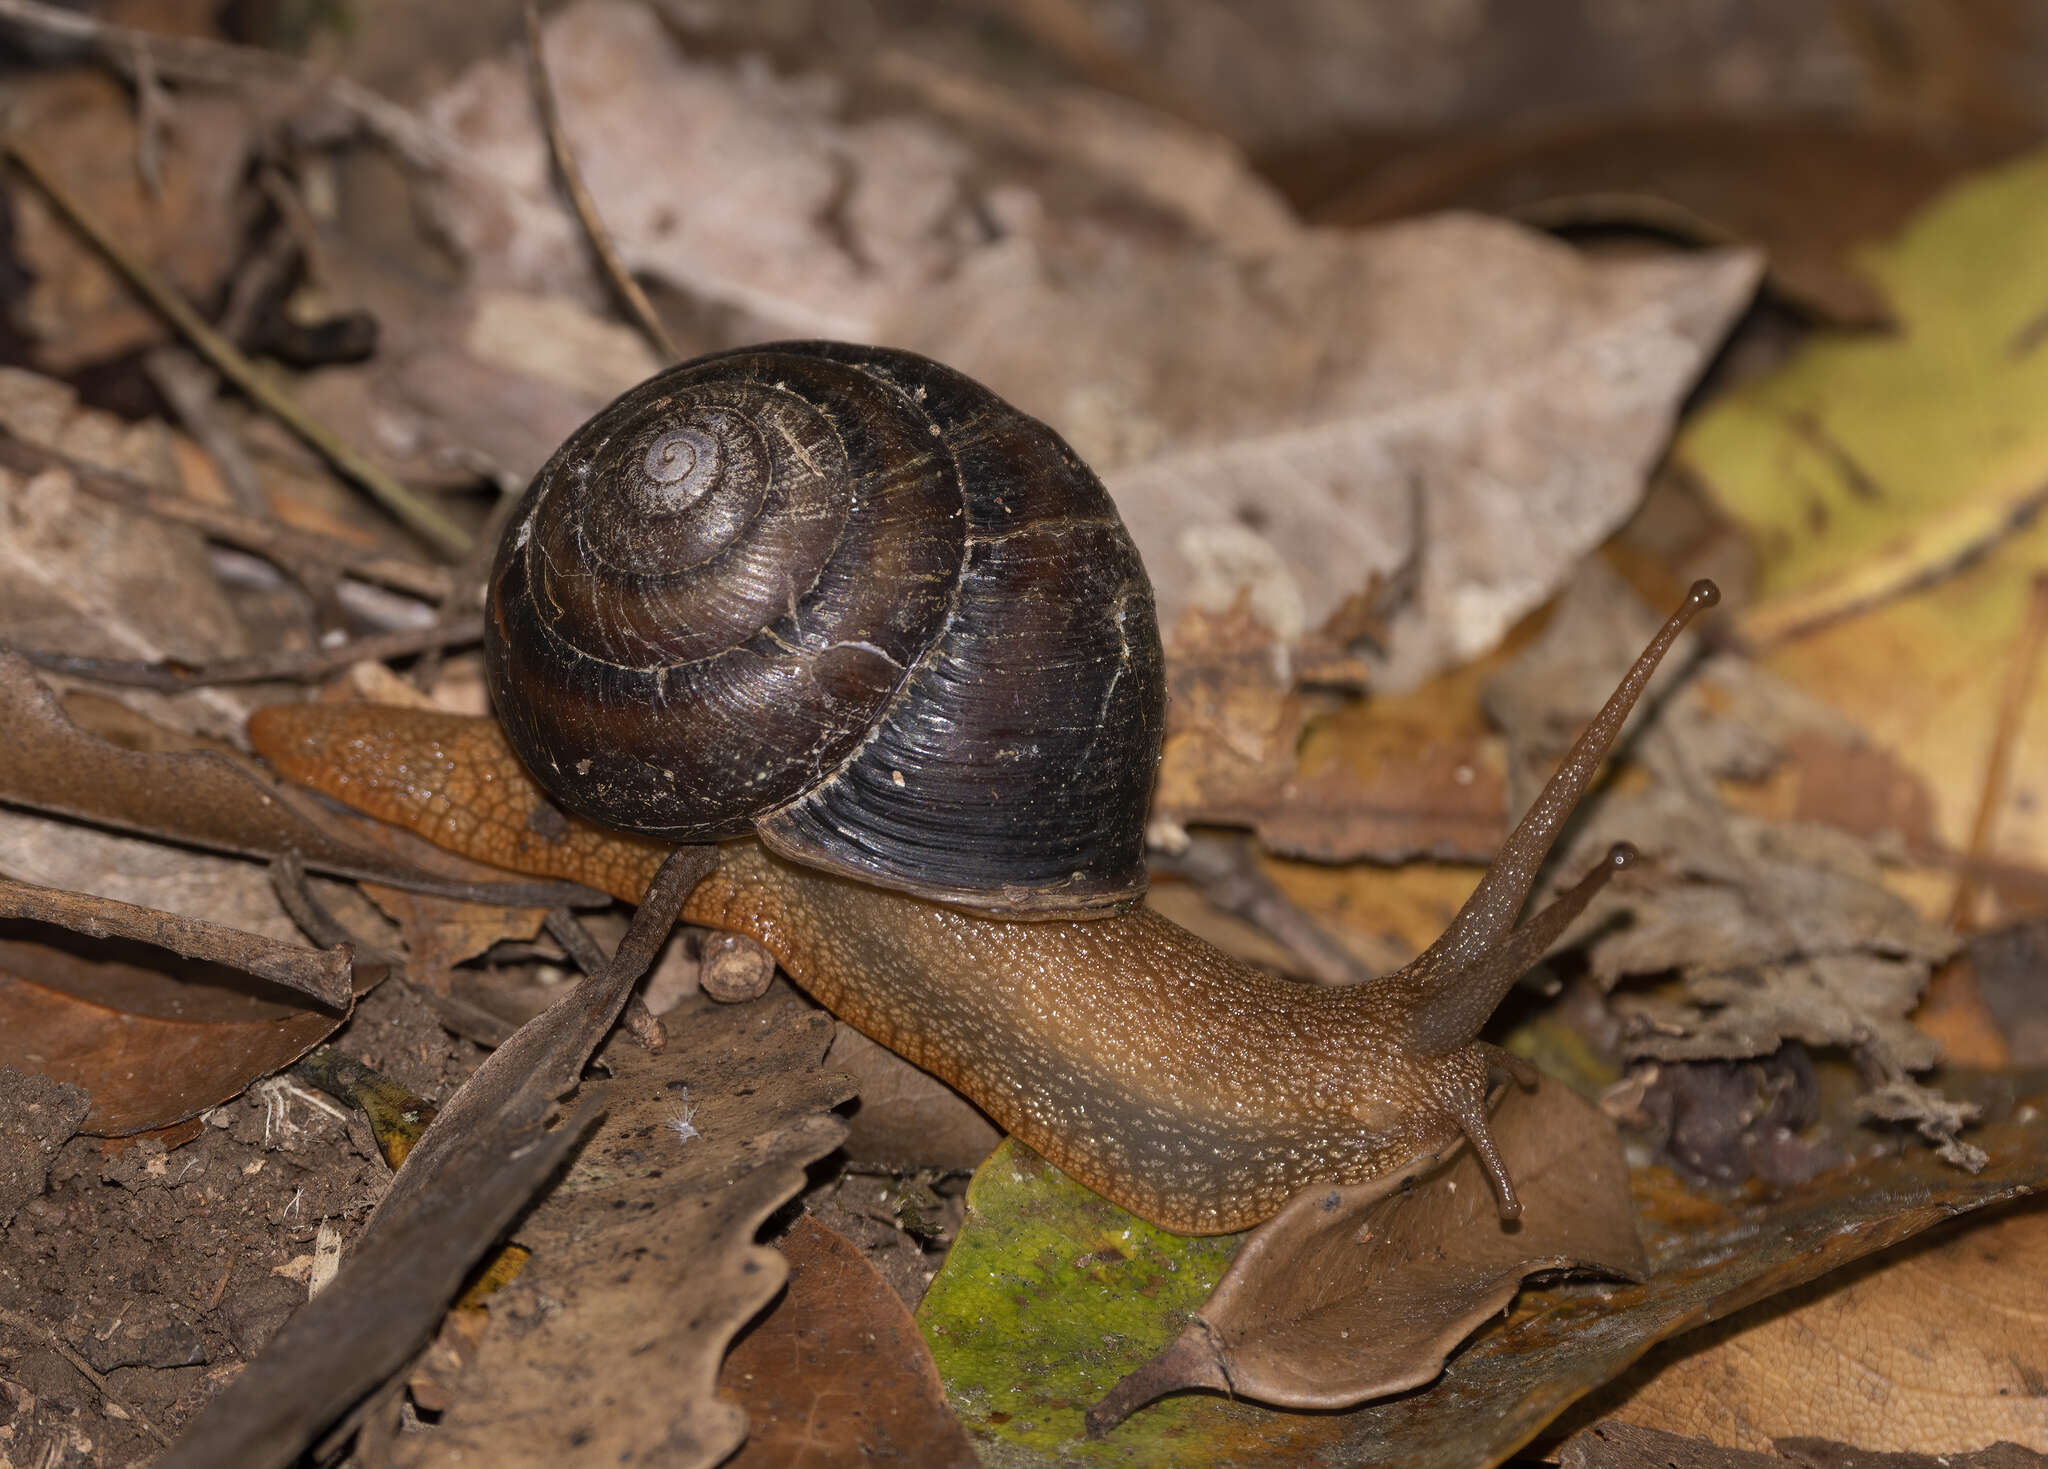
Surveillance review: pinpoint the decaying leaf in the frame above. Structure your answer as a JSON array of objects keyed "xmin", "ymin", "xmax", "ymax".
[
  {"xmin": 1484, "ymin": 566, "xmax": 1965, "ymax": 1159},
  {"xmin": 1562, "ymin": 1421, "xmax": 1790, "ymax": 1468},
  {"xmin": 1678, "ymin": 145, "xmax": 2048, "ymax": 646},
  {"xmin": 400, "ymin": 989, "xmax": 852, "ymax": 1469},
  {"xmin": 1614, "ymin": 1049, "xmax": 1848, "ymax": 1191},
  {"xmin": 0, "ymin": 365, "xmax": 262, "ymax": 738},
  {"xmin": 0, "ymin": 654, "xmax": 591, "ymax": 906},
  {"xmin": 1675, "ymin": 145, "xmax": 2048, "ymax": 883},
  {"xmin": 1566, "ymin": 1198, "xmax": 2048, "ymax": 1455},
  {"xmin": 1318, "ymin": 1070, "xmax": 2048, "ymax": 1469},
  {"xmin": 1091, "ymin": 1078, "xmax": 1645, "ymax": 1431},
  {"xmin": 1154, "ymin": 597, "xmax": 1509, "ymax": 863},
  {"xmin": 719, "ymin": 1213, "xmax": 979, "ymax": 1468},
  {"xmin": 1561, "ymin": 1422, "xmax": 2048, "ymax": 1469},
  {"xmin": 916, "ymin": 1137, "xmax": 1255, "ymax": 1464},
  {"xmin": 0, "ymin": 875, "xmax": 352, "ymax": 1008},
  {"xmin": 0, "ymin": 921, "xmax": 374, "ymax": 1135},
  {"xmin": 358, "ymin": 883, "xmax": 549, "ymax": 997}
]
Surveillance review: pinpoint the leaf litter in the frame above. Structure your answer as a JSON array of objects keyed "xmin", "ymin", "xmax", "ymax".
[
  {"xmin": 1482, "ymin": 563, "xmax": 1971, "ymax": 1162},
  {"xmin": 0, "ymin": 4, "xmax": 2045, "ymax": 1466}
]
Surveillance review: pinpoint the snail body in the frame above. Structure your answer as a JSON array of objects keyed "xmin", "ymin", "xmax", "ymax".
[{"xmin": 251, "ymin": 342, "xmax": 1715, "ymax": 1235}]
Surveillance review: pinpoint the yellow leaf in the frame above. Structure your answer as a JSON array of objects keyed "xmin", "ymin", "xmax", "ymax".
[{"xmin": 1678, "ymin": 147, "xmax": 2048, "ymax": 890}]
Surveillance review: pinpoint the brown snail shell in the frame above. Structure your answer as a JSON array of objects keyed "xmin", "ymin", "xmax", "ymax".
[{"xmin": 485, "ymin": 341, "xmax": 1166, "ymax": 916}]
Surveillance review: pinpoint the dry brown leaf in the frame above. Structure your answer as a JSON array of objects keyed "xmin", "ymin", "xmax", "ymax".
[
  {"xmin": 0, "ymin": 804, "xmax": 310, "ymax": 946},
  {"xmin": 0, "ymin": 654, "xmax": 590, "ymax": 906},
  {"xmin": 0, "ymin": 926, "xmax": 372, "ymax": 1135},
  {"xmin": 1565, "ymin": 1421, "xmax": 2048, "ymax": 1468},
  {"xmin": 1154, "ymin": 598, "xmax": 1507, "ymax": 863},
  {"xmin": 0, "ymin": 875, "xmax": 351, "ymax": 1007},
  {"xmin": 1775, "ymin": 1439, "xmax": 2048, "ymax": 1468},
  {"xmin": 1092, "ymin": 1078, "xmax": 1644, "ymax": 1429},
  {"xmin": 401, "ymin": 989, "xmax": 852, "ymax": 1469},
  {"xmin": 1568, "ymin": 1198, "xmax": 2048, "ymax": 1455},
  {"xmin": 358, "ymin": 883, "xmax": 549, "ymax": 995},
  {"xmin": 1563, "ymin": 1420, "xmax": 1787, "ymax": 1468},
  {"xmin": 1316, "ymin": 114, "xmax": 1998, "ymax": 326},
  {"xmin": 0, "ymin": 366, "xmax": 262, "ymax": 738},
  {"xmin": 1286, "ymin": 1070, "xmax": 2048, "ymax": 1467},
  {"xmin": 719, "ymin": 1213, "xmax": 979, "ymax": 1468},
  {"xmin": 3, "ymin": 70, "xmax": 251, "ymax": 371}
]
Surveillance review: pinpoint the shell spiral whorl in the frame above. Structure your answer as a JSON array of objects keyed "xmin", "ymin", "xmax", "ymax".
[{"xmin": 485, "ymin": 341, "xmax": 1167, "ymax": 916}]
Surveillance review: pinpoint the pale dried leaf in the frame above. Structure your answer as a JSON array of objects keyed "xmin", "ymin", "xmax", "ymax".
[
  {"xmin": 1570, "ymin": 1201, "xmax": 2048, "ymax": 1455},
  {"xmin": 404, "ymin": 990, "xmax": 852, "ymax": 1469}
]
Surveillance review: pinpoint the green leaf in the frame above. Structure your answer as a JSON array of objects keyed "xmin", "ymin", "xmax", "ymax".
[{"xmin": 915, "ymin": 1140, "xmax": 1303, "ymax": 1465}]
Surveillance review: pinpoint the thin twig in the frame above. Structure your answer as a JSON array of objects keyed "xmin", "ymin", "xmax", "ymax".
[
  {"xmin": 0, "ymin": 431, "xmax": 451, "ymax": 603},
  {"xmin": 1948, "ymin": 572, "xmax": 2048, "ymax": 931},
  {"xmin": 273, "ymin": 855, "xmax": 515, "ymax": 1048},
  {"xmin": 144, "ymin": 347, "xmax": 271, "ymax": 516},
  {"xmin": 0, "ymin": 1307, "xmax": 173, "ymax": 1447},
  {"xmin": 16, "ymin": 615, "xmax": 484, "ymax": 691},
  {"xmin": 1154, "ymin": 832, "xmax": 1373, "ymax": 985},
  {"xmin": 1, "ymin": 140, "xmax": 473, "ymax": 558},
  {"xmin": 0, "ymin": 873, "xmax": 353, "ymax": 1007},
  {"xmin": 546, "ymin": 905, "xmax": 667, "ymax": 1051},
  {"xmin": 524, "ymin": 0, "xmax": 678, "ymax": 362},
  {"xmin": 129, "ymin": 31, "xmax": 167, "ymax": 196}
]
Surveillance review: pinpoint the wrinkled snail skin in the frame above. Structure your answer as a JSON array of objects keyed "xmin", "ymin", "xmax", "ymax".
[
  {"xmin": 252, "ymin": 341, "xmax": 1719, "ymax": 1236},
  {"xmin": 684, "ymin": 840, "xmax": 1498, "ymax": 1236}
]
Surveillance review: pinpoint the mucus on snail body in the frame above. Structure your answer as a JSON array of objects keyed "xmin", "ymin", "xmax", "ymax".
[{"xmin": 261, "ymin": 341, "xmax": 1717, "ymax": 1236}]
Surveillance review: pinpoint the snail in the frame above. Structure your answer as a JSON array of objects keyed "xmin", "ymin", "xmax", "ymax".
[{"xmin": 249, "ymin": 341, "xmax": 1716, "ymax": 1235}]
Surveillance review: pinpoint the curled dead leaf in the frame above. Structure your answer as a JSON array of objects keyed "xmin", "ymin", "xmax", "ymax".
[
  {"xmin": 0, "ymin": 926, "xmax": 375, "ymax": 1135},
  {"xmin": 1090, "ymin": 1078, "xmax": 1644, "ymax": 1432}
]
